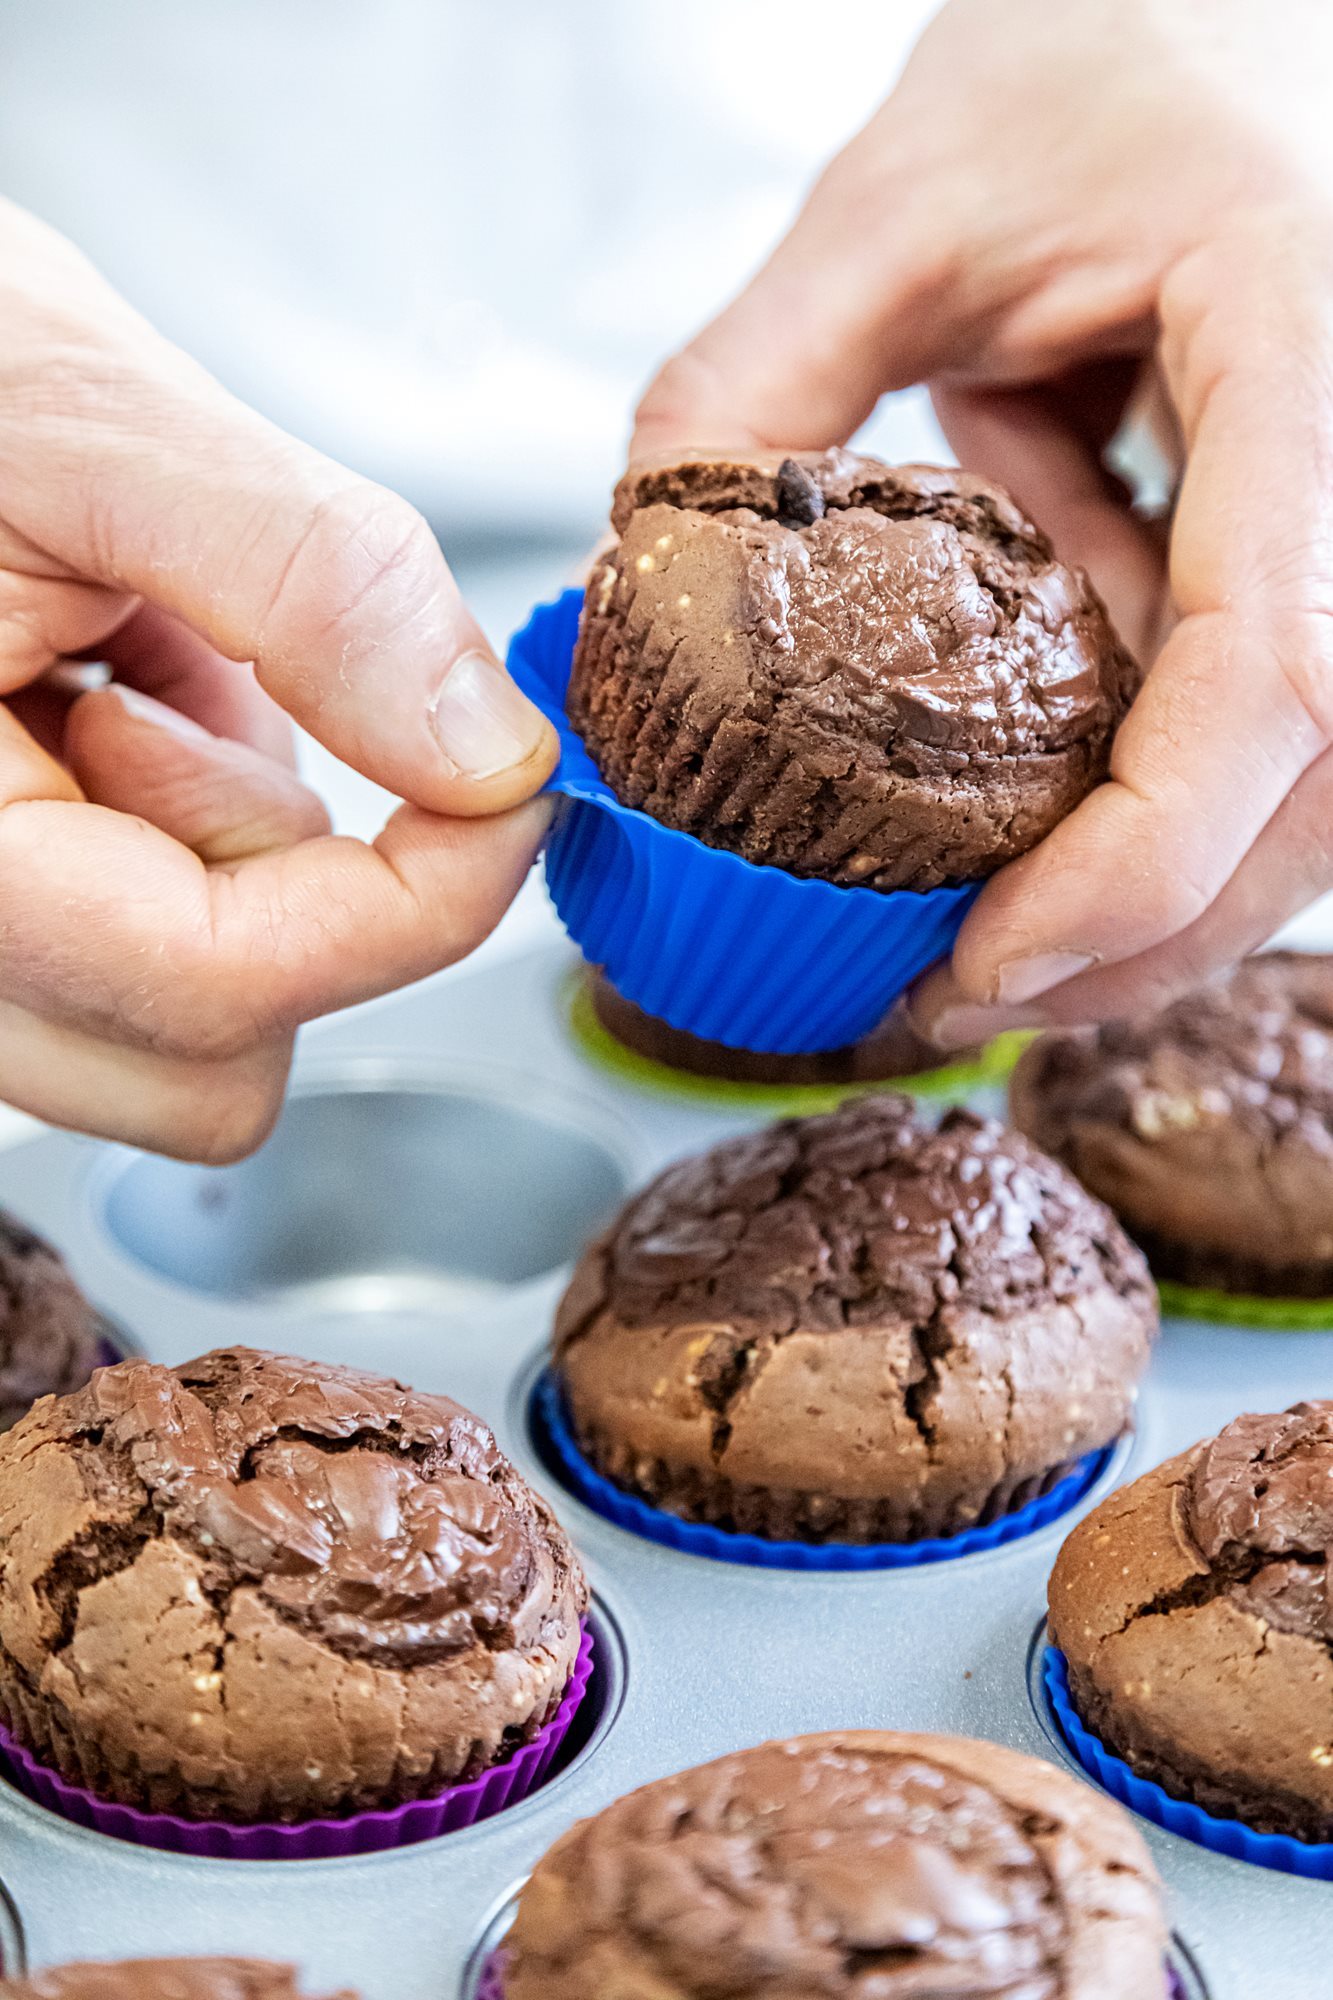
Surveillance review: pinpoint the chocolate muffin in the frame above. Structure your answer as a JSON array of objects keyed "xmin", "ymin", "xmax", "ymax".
[
  {"xmin": 1050, "ymin": 1400, "xmax": 1333, "ymax": 1843},
  {"xmin": 0, "ymin": 1212, "xmax": 101, "ymax": 1432},
  {"xmin": 587, "ymin": 970, "xmax": 966, "ymax": 1088},
  {"xmin": 570, "ymin": 451, "xmax": 1136, "ymax": 892},
  {"xmin": 0, "ymin": 1347, "xmax": 586, "ymax": 1823},
  {"xmin": 1011, "ymin": 951, "xmax": 1333, "ymax": 1295},
  {"xmin": 502, "ymin": 1730, "xmax": 1167, "ymax": 2000},
  {"xmin": 1, "ymin": 1966, "xmax": 352, "ymax": 2000},
  {"xmin": 552, "ymin": 1096, "xmax": 1155, "ymax": 1542}
]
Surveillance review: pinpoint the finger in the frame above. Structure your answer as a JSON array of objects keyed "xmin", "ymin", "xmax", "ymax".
[
  {"xmin": 911, "ymin": 735, "xmax": 1333, "ymax": 1047},
  {"xmin": 97, "ymin": 603, "xmax": 297, "ymax": 764},
  {"xmin": 0, "ymin": 201, "xmax": 556, "ymax": 815},
  {"xmin": 930, "ymin": 366, "xmax": 1168, "ymax": 661},
  {"xmin": 0, "ymin": 997, "xmax": 290, "ymax": 1162},
  {"xmin": 935, "ymin": 215, "xmax": 1333, "ymax": 1014},
  {"xmin": 0, "ymin": 786, "xmax": 552, "ymax": 1058},
  {"xmin": 64, "ymin": 685, "xmax": 330, "ymax": 862},
  {"xmin": 0, "ymin": 568, "xmax": 138, "ymax": 691}
]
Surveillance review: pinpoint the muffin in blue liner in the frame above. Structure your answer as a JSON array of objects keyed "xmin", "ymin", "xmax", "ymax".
[
  {"xmin": 1046, "ymin": 1402, "xmax": 1333, "ymax": 1880},
  {"xmin": 1043, "ymin": 1645, "xmax": 1333, "ymax": 1882},
  {"xmin": 531, "ymin": 1368, "xmax": 1113, "ymax": 1572},
  {"xmin": 506, "ymin": 589, "xmax": 980, "ymax": 1054},
  {"xmin": 546, "ymin": 1096, "xmax": 1155, "ymax": 1572}
]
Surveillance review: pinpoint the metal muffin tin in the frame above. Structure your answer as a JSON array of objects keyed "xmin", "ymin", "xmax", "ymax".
[{"xmin": 0, "ymin": 938, "xmax": 1326, "ymax": 1999}]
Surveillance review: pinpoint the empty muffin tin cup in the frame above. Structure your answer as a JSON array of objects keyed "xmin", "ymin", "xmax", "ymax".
[
  {"xmin": 98, "ymin": 1061, "xmax": 633, "ymax": 1309},
  {"xmin": 1156, "ymin": 1279, "xmax": 1333, "ymax": 1332},
  {"xmin": 531, "ymin": 1369, "xmax": 1115, "ymax": 1571},
  {"xmin": 1043, "ymin": 1644, "xmax": 1333, "ymax": 1881},
  {"xmin": 0, "ymin": 1626, "xmax": 593, "ymax": 1861},
  {"xmin": 0, "ymin": 1879, "xmax": 22, "ymax": 1976},
  {"xmin": 507, "ymin": 590, "xmax": 981, "ymax": 1055}
]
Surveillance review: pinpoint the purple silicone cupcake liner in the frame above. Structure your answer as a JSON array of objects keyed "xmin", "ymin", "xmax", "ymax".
[
  {"xmin": 506, "ymin": 590, "xmax": 980, "ymax": 1054},
  {"xmin": 0, "ymin": 1625, "xmax": 593, "ymax": 1861},
  {"xmin": 473, "ymin": 1948, "xmax": 1187, "ymax": 1997},
  {"xmin": 475, "ymin": 1953, "xmax": 506, "ymax": 2000}
]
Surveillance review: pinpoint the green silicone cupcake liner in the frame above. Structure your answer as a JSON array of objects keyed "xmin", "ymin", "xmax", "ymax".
[
  {"xmin": 1156, "ymin": 1278, "xmax": 1333, "ymax": 1331},
  {"xmin": 561, "ymin": 969, "xmax": 1029, "ymax": 1117}
]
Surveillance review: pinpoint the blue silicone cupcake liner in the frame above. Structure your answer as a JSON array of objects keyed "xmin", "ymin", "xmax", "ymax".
[
  {"xmin": 1043, "ymin": 1644, "xmax": 1333, "ymax": 1880},
  {"xmin": 506, "ymin": 591, "xmax": 980, "ymax": 1054},
  {"xmin": 531, "ymin": 1370, "xmax": 1111, "ymax": 1571}
]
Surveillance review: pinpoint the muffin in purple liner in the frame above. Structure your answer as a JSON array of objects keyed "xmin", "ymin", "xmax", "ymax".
[
  {"xmin": 0, "ymin": 1962, "xmax": 355, "ymax": 2000},
  {"xmin": 0, "ymin": 1347, "xmax": 587, "ymax": 1836},
  {"xmin": 499, "ymin": 1730, "xmax": 1167, "ymax": 1999},
  {"xmin": 0, "ymin": 1625, "xmax": 593, "ymax": 1859},
  {"xmin": 0, "ymin": 1210, "xmax": 102, "ymax": 1433}
]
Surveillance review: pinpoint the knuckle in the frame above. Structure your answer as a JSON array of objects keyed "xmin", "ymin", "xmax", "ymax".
[
  {"xmin": 255, "ymin": 482, "xmax": 441, "ymax": 664},
  {"xmin": 1141, "ymin": 868, "xmax": 1212, "ymax": 940},
  {"xmin": 173, "ymin": 1058, "xmax": 288, "ymax": 1166}
]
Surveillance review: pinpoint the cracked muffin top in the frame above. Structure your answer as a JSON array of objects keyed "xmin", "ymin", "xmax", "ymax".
[
  {"xmin": 569, "ymin": 450, "xmax": 1136, "ymax": 892},
  {"xmin": 1049, "ymin": 1401, "xmax": 1333, "ymax": 1841},
  {"xmin": 0, "ymin": 1347, "xmax": 586, "ymax": 1822},
  {"xmin": 1011, "ymin": 951, "xmax": 1333, "ymax": 1294},
  {"xmin": 503, "ymin": 1729, "xmax": 1167, "ymax": 2000},
  {"xmin": 0, "ymin": 1210, "xmax": 101, "ymax": 1433},
  {"xmin": 1, "ymin": 1965, "xmax": 354, "ymax": 2000},
  {"xmin": 553, "ymin": 1096, "xmax": 1155, "ymax": 1541}
]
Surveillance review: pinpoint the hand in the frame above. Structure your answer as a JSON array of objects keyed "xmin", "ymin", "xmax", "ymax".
[
  {"xmin": 634, "ymin": 0, "xmax": 1333, "ymax": 1047},
  {"xmin": 0, "ymin": 199, "xmax": 558, "ymax": 1158}
]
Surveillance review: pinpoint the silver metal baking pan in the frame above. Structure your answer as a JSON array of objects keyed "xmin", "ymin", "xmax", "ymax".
[{"xmin": 0, "ymin": 939, "xmax": 1326, "ymax": 2000}]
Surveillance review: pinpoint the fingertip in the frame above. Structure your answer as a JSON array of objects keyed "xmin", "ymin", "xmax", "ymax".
[{"xmin": 427, "ymin": 650, "xmax": 560, "ymax": 814}]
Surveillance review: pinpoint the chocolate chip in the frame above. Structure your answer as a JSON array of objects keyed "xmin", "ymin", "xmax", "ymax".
[{"xmin": 775, "ymin": 457, "xmax": 825, "ymax": 527}]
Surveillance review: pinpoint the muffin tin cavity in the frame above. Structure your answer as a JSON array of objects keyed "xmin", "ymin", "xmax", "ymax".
[
  {"xmin": 98, "ymin": 1065, "xmax": 633, "ymax": 1307},
  {"xmin": 0, "ymin": 1878, "xmax": 23, "ymax": 1976}
]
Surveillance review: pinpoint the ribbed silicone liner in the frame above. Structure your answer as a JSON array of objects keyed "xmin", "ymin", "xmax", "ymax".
[
  {"xmin": 474, "ymin": 1946, "xmax": 1186, "ymax": 1997},
  {"xmin": 1044, "ymin": 1645, "xmax": 1333, "ymax": 1880},
  {"xmin": 563, "ymin": 968, "xmax": 1029, "ymax": 1115},
  {"xmin": 532, "ymin": 1371, "xmax": 1111, "ymax": 1571},
  {"xmin": 507, "ymin": 591, "xmax": 980, "ymax": 1054},
  {"xmin": 0, "ymin": 1625, "xmax": 593, "ymax": 1860},
  {"xmin": 1157, "ymin": 1279, "xmax": 1333, "ymax": 1331},
  {"xmin": 475, "ymin": 1954, "xmax": 505, "ymax": 2000}
]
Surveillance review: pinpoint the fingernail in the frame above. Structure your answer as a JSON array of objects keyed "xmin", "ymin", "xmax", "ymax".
[
  {"xmin": 430, "ymin": 650, "xmax": 549, "ymax": 780},
  {"xmin": 105, "ymin": 684, "xmax": 212, "ymax": 745},
  {"xmin": 928, "ymin": 1003, "xmax": 1036, "ymax": 1053},
  {"xmin": 995, "ymin": 950, "xmax": 1097, "ymax": 1006}
]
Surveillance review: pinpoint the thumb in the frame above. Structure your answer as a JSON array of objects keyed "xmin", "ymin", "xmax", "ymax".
[{"xmin": 0, "ymin": 201, "xmax": 557, "ymax": 818}]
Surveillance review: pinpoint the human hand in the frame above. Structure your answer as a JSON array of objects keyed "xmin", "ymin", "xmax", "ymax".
[
  {"xmin": 634, "ymin": 0, "xmax": 1333, "ymax": 1046},
  {"xmin": 0, "ymin": 199, "xmax": 558, "ymax": 1158}
]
